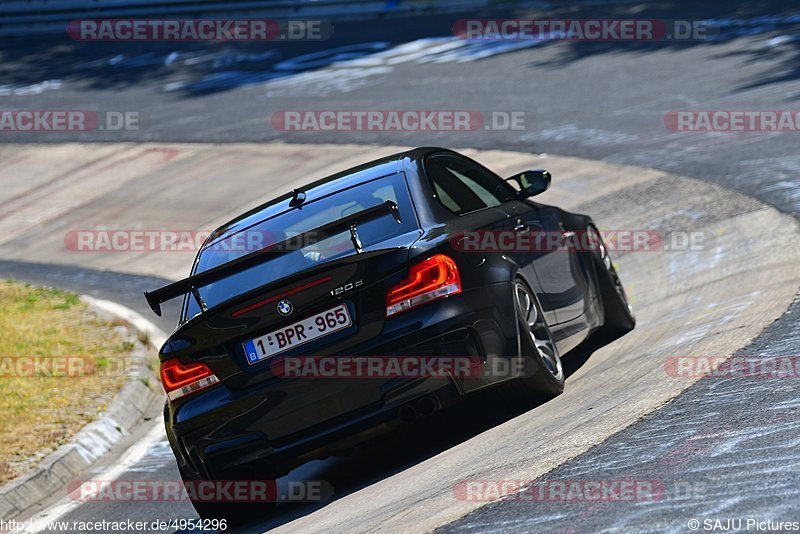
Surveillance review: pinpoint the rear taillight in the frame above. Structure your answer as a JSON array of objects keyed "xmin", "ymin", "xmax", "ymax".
[
  {"xmin": 160, "ymin": 359, "xmax": 220, "ymax": 401},
  {"xmin": 386, "ymin": 254, "xmax": 462, "ymax": 317}
]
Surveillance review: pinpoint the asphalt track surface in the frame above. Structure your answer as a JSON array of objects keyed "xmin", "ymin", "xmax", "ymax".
[{"xmin": 1, "ymin": 0, "xmax": 800, "ymax": 532}]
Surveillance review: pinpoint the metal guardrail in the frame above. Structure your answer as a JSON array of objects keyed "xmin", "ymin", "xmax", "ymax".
[{"xmin": 0, "ymin": 0, "xmax": 491, "ymax": 37}]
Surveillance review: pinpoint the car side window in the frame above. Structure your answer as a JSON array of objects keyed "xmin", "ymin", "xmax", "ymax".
[{"xmin": 426, "ymin": 153, "xmax": 515, "ymax": 215}]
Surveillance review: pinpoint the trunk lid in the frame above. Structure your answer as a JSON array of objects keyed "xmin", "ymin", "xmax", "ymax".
[{"xmin": 166, "ymin": 233, "xmax": 420, "ymax": 390}]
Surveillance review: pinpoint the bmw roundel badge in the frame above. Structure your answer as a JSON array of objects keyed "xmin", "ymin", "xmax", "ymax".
[{"xmin": 277, "ymin": 299, "xmax": 293, "ymax": 316}]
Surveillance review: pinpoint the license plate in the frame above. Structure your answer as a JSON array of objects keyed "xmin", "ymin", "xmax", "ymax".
[{"xmin": 243, "ymin": 304, "xmax": 352, "ymax": 364}]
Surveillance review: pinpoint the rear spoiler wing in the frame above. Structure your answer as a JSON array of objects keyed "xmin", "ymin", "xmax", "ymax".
[{"xmin": 144, "ymin": 200, "xmax": 401, "ymax": 316}]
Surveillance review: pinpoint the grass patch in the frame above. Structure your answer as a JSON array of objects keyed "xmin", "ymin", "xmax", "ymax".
[{"xmin": 0, "ymin": 280, "xmax": 128, "ymax": 484}]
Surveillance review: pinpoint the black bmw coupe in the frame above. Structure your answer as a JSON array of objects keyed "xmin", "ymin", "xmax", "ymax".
[{"xmin": 145, "ymin": 147, "xmax": 634, "ymax": 518}]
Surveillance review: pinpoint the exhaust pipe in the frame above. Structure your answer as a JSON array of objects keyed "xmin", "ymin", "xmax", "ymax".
[
  {"xmin": 398, "ymin": 396, "xmax": 440, "ymax": 423},
  {"xmin": 416, "ymin": 396, "xmax": 440, "ymax": 417},
  {"xmin": 397, "ymin": 404, "xmax": 417, "ymax": 423}
]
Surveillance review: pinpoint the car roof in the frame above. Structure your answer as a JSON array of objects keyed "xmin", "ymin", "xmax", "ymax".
[{"xmin": 202, "ymin": 146, "xmax": 450, "ymax": 248}]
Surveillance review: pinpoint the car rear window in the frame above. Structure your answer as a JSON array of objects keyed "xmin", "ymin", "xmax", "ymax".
[{"xmin": 182, "ymin": 172, "xmax": 419, "ymax": 320}]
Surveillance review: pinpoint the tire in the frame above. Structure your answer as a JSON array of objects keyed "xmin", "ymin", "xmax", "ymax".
[
  {"xmin": 508, "ymin": 278, "xmax": 565, "ymax": 397},
  {"xmin": 589, "ymin": 225, "xmax": 636, "ymax": 336}
]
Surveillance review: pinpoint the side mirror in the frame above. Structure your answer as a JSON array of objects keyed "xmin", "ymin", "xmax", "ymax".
[{"xmin": 505, "ymin": 169, "xmax": 551, "ymax": 198}]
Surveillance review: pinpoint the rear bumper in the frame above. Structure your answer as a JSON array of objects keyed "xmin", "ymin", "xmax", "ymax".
[
  {"xmin": 169, "ymin": 378, "xmax": 460, "ymax": 480},
  {"xmin": 166, "ymin": 282, "xmax": 520, "ymax": 479}
]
